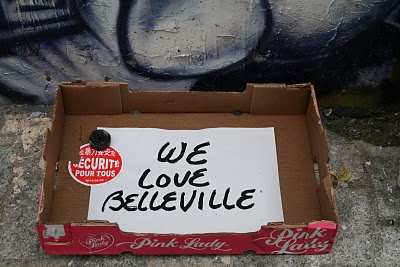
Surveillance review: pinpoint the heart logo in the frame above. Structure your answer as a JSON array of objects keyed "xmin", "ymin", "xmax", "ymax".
[{"xmin": 79, "ymin": 233, "xmax": 114, "ymax": 252}]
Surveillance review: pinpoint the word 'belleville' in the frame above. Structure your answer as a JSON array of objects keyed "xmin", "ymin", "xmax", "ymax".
[{"xmin": 102, "ymin": 141, "xmax": 257, "ymax": 212}]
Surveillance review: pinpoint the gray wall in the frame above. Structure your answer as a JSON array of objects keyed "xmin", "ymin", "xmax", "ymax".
[{"xmin": 0, "ymin": 0, "xmax": 399, "ymax": 104}]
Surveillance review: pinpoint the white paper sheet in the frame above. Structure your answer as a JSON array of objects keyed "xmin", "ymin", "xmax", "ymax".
[{"xmin": 87, "ymin": 127, "xmax": 283, "ymax": 234}]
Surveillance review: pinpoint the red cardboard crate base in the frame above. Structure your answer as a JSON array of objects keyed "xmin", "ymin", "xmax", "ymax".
[
  {"xmin": 37, "ymin": 82, "xmax": 339, "ymax": 255},
  {"xmin": 38, "ymin": 221, "xmax": 337, "ymax": 255}
]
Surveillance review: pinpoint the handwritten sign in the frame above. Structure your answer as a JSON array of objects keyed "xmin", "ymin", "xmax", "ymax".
[{"xmin": 88, "ymin": 127, "xmax": 283, "ymax": 234}]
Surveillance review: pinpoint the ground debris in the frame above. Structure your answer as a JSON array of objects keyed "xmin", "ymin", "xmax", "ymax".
[
  {"xmin": 324, "ymin": 108, "xmax": 333, "ymax": 117},
  {"xmin": 364, "ymin": 161, "xmax": 371, "ymax": 167},
  {"xmin": 29, "ymin": 111, "xmax": 47, "ymax": 118},
  {"xmin": 337, "ymin": 165, "xmax": 353, "ymax": 182}
]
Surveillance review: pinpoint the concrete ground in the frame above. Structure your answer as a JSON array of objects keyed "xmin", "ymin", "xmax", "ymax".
[{"xmin": 0, "ymin": 104, "xmax": 399, "ymax": 267}]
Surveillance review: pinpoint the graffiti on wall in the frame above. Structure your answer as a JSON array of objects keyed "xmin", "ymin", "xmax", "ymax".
[{"xmin": 0, "ymin": 0, "xmax": 399, "ymax": 104}]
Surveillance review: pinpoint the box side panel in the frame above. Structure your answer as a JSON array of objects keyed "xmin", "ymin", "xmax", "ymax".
[
  {"xmin": 50, "ymin": 115, "xmax": 90, "ymax": 222},
  {"xmin": 305, "ymin": 88, "xmax": 339, "ymax": 224},
  {"xmin": 37, "ymin": 87, "xmax": 65, "ymax": 223},
  {"xmin": 41, "ymin": 224, "xmax": 261, "ymax": 255},
  {"xmin": 61, "ymin": 82, "xmax": 123, "ymax": 115},
  {"xmin": 40, "ymin": 223, "xmax": 335, "ymax": 255},
  {"xmin": 318, "ymin": 173, "xmax": 339, "ymax": 223},
  {"xmin": 250, "ymin": 84, "xmax": 311, "ymax": 115},
  {"xmin": 120, "ymin": 84, "xmax": 253, "ymax": 113}
]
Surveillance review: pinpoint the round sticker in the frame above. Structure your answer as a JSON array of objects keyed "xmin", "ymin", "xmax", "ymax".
[{"xmin": 68, "ymin": 144, "xmax": 123, "ymax": 186}]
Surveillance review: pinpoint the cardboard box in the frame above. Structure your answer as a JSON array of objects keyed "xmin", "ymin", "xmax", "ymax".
[{"xmin": 37, "ymin": 81, "xmax": 339, "ymax": 255}]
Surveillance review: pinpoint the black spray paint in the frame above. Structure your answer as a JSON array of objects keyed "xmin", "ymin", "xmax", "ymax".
[{"xmin": 102, "ymin": 141, "xmax": 256, "ymax": 213}]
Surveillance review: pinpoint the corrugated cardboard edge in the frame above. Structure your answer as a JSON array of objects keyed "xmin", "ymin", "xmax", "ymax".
[
  {"xmin": 120, "ymin": 84, "xmax": 253, "ymax": 113},
  {"xmin": 61, "ymin": 81, "xmax": 122, "ymax": 115},
  {"xmin": 305, "ymin": 84, "xmax": 339, "ymax": 224},
  {"xmin": 249, "ymin": 83, "xmax": 310, "ymax": 115},
  {"xmin": 37, "ymin": 85, "xmax": 65, "ymax": 224}
]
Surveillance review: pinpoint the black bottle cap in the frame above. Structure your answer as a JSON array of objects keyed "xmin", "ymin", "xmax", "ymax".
[{"xmin": 89, "ymin": 129, "xmax": 111, "ymax": 151}]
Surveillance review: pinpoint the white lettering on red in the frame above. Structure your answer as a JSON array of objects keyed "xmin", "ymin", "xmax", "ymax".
[
  {"xmin": 116, "ymin": 237, "xmax": 231, "ymax": 252},
  {"xmin": 253, "ymin": 228, "xmax": 330, "ymax": 254}
]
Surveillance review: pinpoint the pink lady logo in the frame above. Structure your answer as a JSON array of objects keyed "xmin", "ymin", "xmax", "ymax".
[
  {"xmin": 79, "ymin": 233, "xmax": 114, "ymax": 252},
  {"xmin": 117, "ymin": 237, "xmax": 231, "ymax": 252},
  {"xmin": 253, "ymin": 228, "xmax": 330, "ymax": 254}
]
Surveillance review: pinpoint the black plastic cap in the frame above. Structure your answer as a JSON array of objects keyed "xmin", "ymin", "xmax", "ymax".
[{"xmin": 89, "ymin": 129, "xmax": 111, "ymax": 151}]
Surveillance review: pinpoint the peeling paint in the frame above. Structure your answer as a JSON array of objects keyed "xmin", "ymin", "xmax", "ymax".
[
  {"xmin": 325, "ymin": 19, "xmax": 343, "ymax": 47},
  {"xmin": 0, "ymin": 0, "xmax": 398, "ymax": 103},
  {"xmin": 1, "ymin": 114, "xmax": 51, "ymax": 153}
]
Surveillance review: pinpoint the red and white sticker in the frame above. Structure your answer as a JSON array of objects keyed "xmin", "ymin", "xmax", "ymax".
[{"xmin": 68, "ymin": 143, "xmax": 123, "ymax": 186}]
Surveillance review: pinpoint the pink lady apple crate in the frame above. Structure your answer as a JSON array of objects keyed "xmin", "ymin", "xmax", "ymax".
[{"xmin": 37, "ymin": 81, "xmax": 338, "ymax": 255}]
